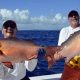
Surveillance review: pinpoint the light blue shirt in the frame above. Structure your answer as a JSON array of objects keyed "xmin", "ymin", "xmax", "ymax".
[{"xmin": 0, "ymin": 59, "xmax": 37, "ymax": 80}]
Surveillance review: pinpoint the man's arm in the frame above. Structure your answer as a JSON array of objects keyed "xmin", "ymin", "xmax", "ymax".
[
  {"xmin": 58, "ymin": 28, "xmax": 67, "ymax": 46},
  {"xmin": 25, "ymin": 59, "xmax": 38, "ymax": 72}
]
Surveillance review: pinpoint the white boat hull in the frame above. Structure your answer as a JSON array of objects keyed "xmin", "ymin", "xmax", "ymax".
[{"xmin": 30, "ymin": 73, "xmax": 62, "ymax": 80}]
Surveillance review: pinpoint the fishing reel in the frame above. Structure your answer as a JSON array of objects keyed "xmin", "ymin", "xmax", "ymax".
[{"xmin": 67, "ymin": 56, "xmax": 80, "ymax": 69}]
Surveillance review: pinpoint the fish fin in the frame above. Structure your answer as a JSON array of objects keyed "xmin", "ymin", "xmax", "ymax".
[
  {"xmin": 0, "ymin": 47, "xmax": 13, "ymax": 69},
  {"xmin": 2, "ymin": 62, "xmax": 13, "ymax": 69},
  {"xmin": 45, "ymin": 55, "xmax": 54, "ymax": 69},
  {"xmin": 0, "ymin": 50, "xmax": 13, "ymax": 69}
]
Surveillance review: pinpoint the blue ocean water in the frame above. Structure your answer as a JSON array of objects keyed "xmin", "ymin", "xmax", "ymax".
[{"xmin": 0, "ymin": 30, "xmax": 65, "ymax": 77}]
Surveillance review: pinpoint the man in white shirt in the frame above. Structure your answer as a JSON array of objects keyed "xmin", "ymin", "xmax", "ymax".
[
  {"xmin": 0, "ymin": 20, "xmax": 38, "ymax": 80},
  {"xmin": 58, "ymin": 10, "xmax": 80, "ymax": 80},
  {"xmin": 45, "ymin": 10, "xmax": 80, "ymax": 80}
]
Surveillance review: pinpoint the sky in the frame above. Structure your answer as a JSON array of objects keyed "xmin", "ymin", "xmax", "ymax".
[{"xmin": 0, "ymin": 0, "xmax": 80, "ymax": 30}]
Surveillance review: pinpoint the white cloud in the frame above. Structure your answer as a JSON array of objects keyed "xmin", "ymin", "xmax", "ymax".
[
  {"xmin": 0, "ymin": 9, "xmax": 67, "ymax": 30},
  {"xmin": 0, "ymin": 9, "xmax": 30, "ymax": 23},
  {"xmin": 31, "ymin": 16, "xmax": 49, "ymax": 24},
  {"xmin": 55, "ymin": 13, "xmax": 62, "ymax": 21},
  {"xmin": 14, "ymin": 9, "xmax": 30, "ymax": 22},
  {"xmin": 0, "ymin": 9, "xmax": 13, "ymax": 19}
]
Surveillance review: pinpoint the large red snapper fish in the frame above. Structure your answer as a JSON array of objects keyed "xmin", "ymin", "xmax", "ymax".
[
  {"xmin": 0, "ymin": 38, "xmax": 42, "ymax": 63},
  {"xmin": 45, "ymin": 30, "xmax": 80, "ymax": 68}
]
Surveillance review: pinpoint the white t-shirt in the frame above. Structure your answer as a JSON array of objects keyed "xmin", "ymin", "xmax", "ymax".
[
  {"xmin": 0, "ymin": 59, "xmax": 38, "ymax": 80},
  {"xmin": 58, "ymin": 26, "xmax": 80, "ymax": 46}
]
